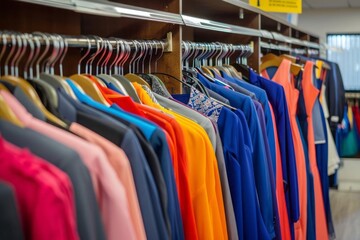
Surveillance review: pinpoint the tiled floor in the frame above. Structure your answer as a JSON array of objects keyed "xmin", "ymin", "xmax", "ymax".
[
  {"xmin": 338, "ymin": 158, "xmax": 360, "ymax": 192},
  {"xmin": 331, "ymin": 158, "xmax": 360, "ymax": 239},
  {"xmin": 330, "ymin": 189, "xmax": 360, "ymax": 240}
]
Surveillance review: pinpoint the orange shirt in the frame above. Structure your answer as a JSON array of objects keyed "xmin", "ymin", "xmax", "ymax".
[
  {"xmin": 137, "ymin": 104, "xmax": 198, "ymax": 240},
  {"xmin": 133, "ymin": 82, "xmax": 228, "ymax": 240}
]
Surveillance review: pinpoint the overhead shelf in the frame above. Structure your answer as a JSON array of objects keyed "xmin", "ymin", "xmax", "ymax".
[
  {"xmin": 260, "ymin": 30, "xmax": 274, "ymax": 39},
  {"xmin": 16, "ymin": 0, "xmax": 76, "ymax": 11},
  {"xmin": 271, "ymin": 32, "xmax": 288, "ymax": 42},
  {"xmin": 182, "ymin": 15, "xmax": 262, "ymax": 37},
  {"xmin": 15, "ymin": 0, "xmax": 320, "ymax": 52},
  {"xmin": 17, "ymin": 0, "xmax": 184, "ymax": 24},
  {"xmin": 302, "ymin": 40, "xmax": 320, "ymax": 49}
]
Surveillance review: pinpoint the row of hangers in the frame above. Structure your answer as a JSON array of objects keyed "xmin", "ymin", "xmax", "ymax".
[
  {"xmin": 182, "ymin": 41, "xmax": 253, "ymax": 68},
  {"xmin": 0, "ymin": 31, "xmax": 258, "ymax": 130},
  {"xmin": 182, "ymin": 41, "xmax": 253, "ymax": 79},
  {"xmin": 0, "ymin": 31, "xmax": 169, "ymax": 128},
  {"xmin": 260, "ymin": 52, "xmax": 331, "ymax": 77},
  {"xmin": 179, "ymin": 41, "xmax": 255, "ymax": 111}
]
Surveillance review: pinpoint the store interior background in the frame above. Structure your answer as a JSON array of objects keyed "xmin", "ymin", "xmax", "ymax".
[
  {"xmin": 284, "ymin": 0, "xmax": 360, "ymax": 238},
  {"xmin": 240, "ymin": 0, "xmax": 360, "ymax": 238}
]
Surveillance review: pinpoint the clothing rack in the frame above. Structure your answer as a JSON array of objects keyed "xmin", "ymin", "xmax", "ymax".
[
  {"xmin": 345, "ymin": 92, "xmax": 360, "ymax": 99},
  {"xmin": 0, "ymin": 32, "xmax": 171, "ymax": 51},
  {"xmin": 182, "ymin": 41, "xmax": 254, "ymax": 67},
  {"xmin": 0, "ymin": 32, "xmax": 172, "ymax": 77},
  {"xmin": 182, "ymin": 41, "xmax": 253, "ymax": 53}
]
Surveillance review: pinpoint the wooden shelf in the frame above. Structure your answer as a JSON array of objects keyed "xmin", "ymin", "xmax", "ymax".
[{"xmin": 5, "ymin": 0, "xmax": 320, "ymax": 92}]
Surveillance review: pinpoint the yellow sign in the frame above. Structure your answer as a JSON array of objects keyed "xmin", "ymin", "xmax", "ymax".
[{"xmin": 249, "ymin": 0, "xmax": 302, "ymax": 14}]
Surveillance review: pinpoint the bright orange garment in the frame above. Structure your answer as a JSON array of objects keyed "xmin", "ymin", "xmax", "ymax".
[
  {"xmin": 303, "ymin": 61, "xmax": 329, "ymax": 240},
  {"xmin": 262, "ymin": 59, "xmax": 307, "ymax": 240},
  {"xmin": 137, "ymin": 104, "xmax": 198, "ymax": 240},
  {"xmin": 269, "ymin": 103, "xmax": 291, "ymax": 240},
  {"xmin": 86, "ymin": 75, "xmax": 147, "ymax": 117},
  {"xmin": 133, "ymin": 83, "xmax": 228, "ymax": 240}
]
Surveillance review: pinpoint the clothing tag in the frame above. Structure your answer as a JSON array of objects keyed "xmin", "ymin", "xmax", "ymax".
[{"xmin": 331, "ymin": 116, "xmax": 339, "ymax": 122}]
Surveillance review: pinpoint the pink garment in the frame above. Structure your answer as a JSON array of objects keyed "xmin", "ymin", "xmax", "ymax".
[
  {"xmin": 0, "ymin": 137, "xmax": 79, "ymax": 240},
  {"xmin": 1, "ymin": 90, "xmax": 136, "ymax": 240},
  {"xmin": 69, "ymin": 123, "xmax": 146, "ymax": 240}
]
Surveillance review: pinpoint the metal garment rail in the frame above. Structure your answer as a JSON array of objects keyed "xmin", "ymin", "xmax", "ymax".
[
  {"xmin": 181, "ymin": 41, "xmax": 254, "ymax": 67},
  {"xmin": 0, "ymin": 32, "xmax": 170, "ymax": 50},
  {"xmin": 181, "ymin": 41, "xmax": 254, "ymax": 52}
]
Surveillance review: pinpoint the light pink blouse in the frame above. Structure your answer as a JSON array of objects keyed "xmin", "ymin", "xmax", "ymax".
[{"xmin": 70, "ymin": 123, "xmax": 146, "ymax": 240}]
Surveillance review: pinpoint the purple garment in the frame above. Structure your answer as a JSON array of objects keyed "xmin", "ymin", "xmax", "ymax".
[{"xmin": 253, "ymin": 100, "xmax": 279, "ymax": 239}]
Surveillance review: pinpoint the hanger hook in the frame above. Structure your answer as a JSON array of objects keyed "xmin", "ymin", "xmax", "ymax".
[
  {"xmin": 208, "ymin": 43, "xmax": 217, "ymax": 66},
  {"xmin": 134, "ymin": 40, "xmax": 144, "ymax": 73},
  {"xmin": 49, "ymin": 34, "xmax": 64, "ymax": 75},
  {"xmin": 147, "ymin": 41, "xmax": 153, "ymax": 73},
  {"xmin": 78, "ymin": 36, "xmax": 91, "ymax": 74},
  {"xmin": 100, "ymin": 39, "xmax": 112, "ymax": 75},
  {"xmin": 141, "ymin": 41, "xmax": 149, "ymax": 73},
  {"xmin": 8, "ymin": 33, "xmax": 22, "ymax": 77},
  {"xmin": 58, "ymin": 35, "xmax": 68, "ymax": 77},
  {"xmin": 4, "ymin": 33, "xmax": 17, "ymax": 76},
  {"xmin": 183, "ymin": 41, "xmax": 193, "ymax": 69},
  {"xmin": 33, "ymin": 32, "xmax": 51, "ymax": 78},
  {"xmin": 128, "ymin": 40, "xmax": 139, "ymax": 73},
  {"xmin": 14, "ymin": 34, "xmax": 28, "ymax": 77},
  {"xmin": 154, "ymin": 40, "xmax": 164, "ymax": 72},
  {"xmin": 29, "ymin": 35, "xmax": 41, "ymax": 79},
  {"xmin": 119, "ymin": 40, "xmax": 130, "ymax": 75},
  {"xmin": 43, "ymin": 33, "xmax": 58, "ymax": 74},
  {"xmin": 93, "ymin": 37, "xmax": 106, "ymax": 75},
  {"xmin": 140, "ymin": 41, "xmax": 147, "ymax": 73},
  {"xmin": 114, "ymin": 39, "xmax": 125, "ymax": 75},
  {"xmin": 23, "ymin": 33, "xmax": 35, "ymax": 79},
  {"xmin": 185, "ymin": 42, "xmax": 195, "ymax": 68},
  {"xmin": 108, "ymin": 38, "xmax": 119, "ymax": 75},
  {"xmin": 104, "ymin": 40, "xmax": 114, "ymax": 74},
  {"xmin": 85, "ymin": 36, "xmax": 102, "ymax": 75},
  {"xmin": 48, "ymin": 34, "xmax": 61, "ymax": 75},
  {"xmin": 0, "ymin": 32, "xmax": 9, "ymax": 76}
]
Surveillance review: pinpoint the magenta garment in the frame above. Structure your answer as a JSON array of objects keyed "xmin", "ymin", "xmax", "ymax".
[{"xmin": 0, "ymin": 137, "xmax": 79, "ymax": 240}]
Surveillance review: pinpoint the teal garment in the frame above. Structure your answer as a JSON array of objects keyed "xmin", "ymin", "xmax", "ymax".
[{"xmin": 341, "ymin": 107, "xmax": 359, "ymax": 157}]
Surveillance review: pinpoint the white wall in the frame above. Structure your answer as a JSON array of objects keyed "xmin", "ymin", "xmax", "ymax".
[{"xmin": 298, "ymin": 8, "xmax": 360, "ymax": 44}]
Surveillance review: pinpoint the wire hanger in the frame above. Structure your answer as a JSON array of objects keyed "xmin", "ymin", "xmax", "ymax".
[
  {"xmin": 124, "ymin": 40, "xmax": 151, "ymax": 88},
  {"xmin": 1, "ymin": 32, "xmax": 68, "ymax": 128},
  {"xmin": 97, "ymin": 38, "xmax": 130, "ymax": 96},
  {"xmin": 69, "ymin": 36, "xmax": 110, "ymax": 106},
  {"xmin": 112, "ymin": 40, "xmax": 142, "ymax": 103}
]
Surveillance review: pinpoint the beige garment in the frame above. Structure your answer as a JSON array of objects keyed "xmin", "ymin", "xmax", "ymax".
[{"xmin": 320, "ymin": 84, "xmax": 340, "ymax": 175}]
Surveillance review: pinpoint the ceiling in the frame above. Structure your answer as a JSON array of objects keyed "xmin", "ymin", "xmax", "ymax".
[{"xmin": 303, "ymin": 0, "xmax": 360, "ymax": 8}]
